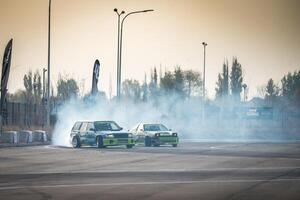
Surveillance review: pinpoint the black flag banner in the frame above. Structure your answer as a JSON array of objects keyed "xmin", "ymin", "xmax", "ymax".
[
  {"xmin": 1, "ymin": 39, "xmax": 13, "ymax": 115},
  {"xmin": 91, "ymin": 59, "xmax": 100, "ymax": 95}
]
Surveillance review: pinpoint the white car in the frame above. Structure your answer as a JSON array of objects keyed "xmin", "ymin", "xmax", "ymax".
[{"xmin": 130, "ymin": 123, "xmax": 178, "ymax": 147}]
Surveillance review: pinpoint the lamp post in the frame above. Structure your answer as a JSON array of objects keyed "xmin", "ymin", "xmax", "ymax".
[
  {"xmin": 242, "ymin": 83, "xmax": 247, "ymax": 102},
  {"xmin": 43, "ymin": 68, "xmax": 47, "ymax": 99},
  {"xmin": 202, "ymin": 42, "xmax": 207, "ymax": 122},
  {"xmin": 202, "ymin": 42, "xmax": 207, "ymax": 100},
  {"xmin": 113, "ymin": 8, "xmax": 125, "ymax": 99},
  {"xmin": 114, "ymin": 9, "xmax": 154, "ymax": 99}
]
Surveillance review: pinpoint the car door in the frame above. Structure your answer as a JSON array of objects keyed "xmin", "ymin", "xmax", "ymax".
[
  {"xmin": 136, "ymin": 124, "xmax": 145, "ymax": 143},
  {"xmin": 79, "ymin": 122, "xmax": 88, "ymax": 144},
  {"xmin": 71, "ymin": 122, "xmax": 82, "ymax": 137},
  {"xmin": 86, "ymin": 122, "xmax": 96, "ymax": 144}
]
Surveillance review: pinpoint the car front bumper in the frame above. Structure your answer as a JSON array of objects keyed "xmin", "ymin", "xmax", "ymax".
[
  {"xmin": 153, "ymin": 136, "xmax": 179, "ymax": 145},
  {"xmin": 103, "ymin": 138, "xmax": 135, "ymax": 146}
]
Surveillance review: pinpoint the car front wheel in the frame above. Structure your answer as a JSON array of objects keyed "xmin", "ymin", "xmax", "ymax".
[
  {"xmin": 72, "ymin": 136, "xmax": 81, "ymax": 148},
  {"xmin": 145, "ymin": 136, "xmax": 152, "ymax": 147},
  {"xmin": 96, "ymin": 136, "xmax": 104, "ymax": 148}
]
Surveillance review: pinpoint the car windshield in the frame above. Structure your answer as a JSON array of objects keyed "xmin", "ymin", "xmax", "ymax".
[
  {"xmin": 144, "ymin": 124, "xmax": 168, "ymax": 131},
  {"xmin": 94, "ymin": 121, "xmax": 121, "ymax": 131}
]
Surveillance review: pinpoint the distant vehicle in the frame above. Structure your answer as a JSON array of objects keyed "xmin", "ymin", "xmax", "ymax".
[
  {"xmin": 130, "ymin": 123, "xmax": 178, "ymax": 147},
  {"xmin": 246, "ymin": 108, "xmax": 260, "ymax": 118},
  {"xmin": 70, "ymin": 121, "xmax": 134, "ymax": 148},
  {"xmin": 244, "ymin": 107, "xmax": 273, "ymax": 119}
]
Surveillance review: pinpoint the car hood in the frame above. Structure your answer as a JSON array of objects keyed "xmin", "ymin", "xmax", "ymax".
[
  {"xmin": 145, "ymin": 131, "xmax": 173, "ymax": 136},
  {"xmin": 95, "ymin": 130, "xmax": 130, "ymax": 135}
]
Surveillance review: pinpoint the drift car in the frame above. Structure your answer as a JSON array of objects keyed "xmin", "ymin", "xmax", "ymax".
[
  {"xmin": 70, "ymin": 121, "xmax": 135, "ymax": 148},
  {"xmin": 130, "ymin": 123, "xmax": 178, "ymax": 147}
]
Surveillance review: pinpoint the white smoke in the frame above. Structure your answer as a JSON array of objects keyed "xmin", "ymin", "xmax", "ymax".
[
  {"xmin": 52, "ymin": 95, "xmax": 298, "ymax": 146},
  {"xmin": 52, "ymin": 97, "xmax": 162, "ymax": 146}
]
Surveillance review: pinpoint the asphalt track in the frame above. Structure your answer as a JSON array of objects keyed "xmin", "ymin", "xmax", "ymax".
[{"xmin": 1, "ymin": 142, "xmax": 300, "ymax": 200}]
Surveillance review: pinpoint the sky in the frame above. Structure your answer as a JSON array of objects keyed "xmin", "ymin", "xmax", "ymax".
[{"xmin": 0, "ymin": 0, "xmax": 300, "ymax": 99}]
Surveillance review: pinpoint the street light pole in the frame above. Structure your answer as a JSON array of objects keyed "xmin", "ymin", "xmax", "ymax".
[
  {"xmin": 114, "ymin": 9, "xmax": 154, "ymax": 100},
  {"xmin": 113, "ymin": 9, "xmax": 125, "ymax": 99},
  {"xmin": 46, "ymin": 0, "xmax": 51, "ymax": 128},
  {"xmin": 202, "ymin": 42, "xmax": 207, "ymax": 122},
  {"xmin": 202, "ymin": 42, "xmax": 207, "ymax": 100},
  {"xmin": 43, "ymin": 68, "xmax": 47, "ymax": 99},
  {"xmin": 242, "ymin": 84, "xmax": 247, "ymax": 102}
]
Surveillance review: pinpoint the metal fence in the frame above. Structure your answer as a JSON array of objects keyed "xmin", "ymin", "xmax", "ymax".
[{"xmin": 2, "ymin": 102, "xmax": 47, "ymax": 127}]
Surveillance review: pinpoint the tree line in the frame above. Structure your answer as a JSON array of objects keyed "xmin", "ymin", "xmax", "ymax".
[
  {"xmin": 215, "ymin": 57, "xmax": 244, "ymax": 102},
  {"xmin": 263, "ymin": 71, "xmax": 300, "ymax": 108},
  {"xmin": 121, "ymin": 67, "xmax": 203, "ymax": 102},
  {"xmin": 7, "ymin": 59, "xmax": 300, "ymax": 109},
  {"xmin": 8, "ymin": 72, "xmax": 79, "ymax": 104}
]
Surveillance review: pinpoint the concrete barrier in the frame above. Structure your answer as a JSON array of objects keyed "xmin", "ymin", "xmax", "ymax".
[
  {"xmin": 0, "ymin": 130, "xmax": 48, "ymax": 145},
  {"xmin": 32, "ymin": 130, "xmax": 48, "ymax": 142},
  {"xmin": 0, "ymin": 131, "xmax": 17, "ymax": 144},
  {"xmin": 17, "ymin": 130, "xmax": 32, "ymax": 143}
]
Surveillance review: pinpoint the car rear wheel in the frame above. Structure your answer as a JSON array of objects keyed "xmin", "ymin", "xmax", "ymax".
[
  {"xmin": 96, "ymin": 136, "xmax": 104, "ymax": 148},
  {"xmin": 145, "ymin": 136, "xmax": 152, "ymax": 147},
  {"xmin": 126, "ymin": 145, "xmax": 133, "ymax": 149},
  {"xmin": 72, "ymin": 136, "xmax": 81, "ymax": 148}
]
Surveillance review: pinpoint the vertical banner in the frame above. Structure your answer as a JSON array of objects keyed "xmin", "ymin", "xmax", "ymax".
[
  {"xmin": 1, "ymin": 39, "xmax": 13, "ymax": 116},
  {"xmin": 91, "ymin": 59, "xmax": 100, "ymax": 95}
]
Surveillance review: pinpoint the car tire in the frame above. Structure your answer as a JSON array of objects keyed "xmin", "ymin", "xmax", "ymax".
[
  {"xmin": 145, "ymin": 136, "xmax": 152, "ymax": 147},
  {"xmin": 72, "ymin": 136, "xmax": 81, "ymax": 148},
  {"xmin": 96, "ymin": 136, "xmax": 104, "ymax": 148},
  {"xmin": 126, "ymin": 145, "xmax": 133, "ymax": 149},
  {"xmin": 172, "ymin": 144, "xmax": 177, "ymax": 147}
]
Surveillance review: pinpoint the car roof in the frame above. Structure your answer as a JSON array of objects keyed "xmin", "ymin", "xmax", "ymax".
[
  {"xmin": 75, "ymin": 120, "xmax": 116, "ymax": 123},
  {"xmin": 140, "ymin": 123, "xmax": 164, "ymax": 125}
]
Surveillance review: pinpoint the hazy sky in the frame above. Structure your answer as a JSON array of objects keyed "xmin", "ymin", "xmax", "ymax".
[{"xmin": 0, "ymin": 0, "xmax": 300, "ymax": 99}]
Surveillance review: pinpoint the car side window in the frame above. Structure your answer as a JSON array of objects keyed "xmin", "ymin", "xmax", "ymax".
[
  {"xmin": 135, "ymin": 124, "xmax": 139, "ymax": 132},
  {"xmin": 72, "ymin": 122, "xmax": 82, "ymax": 131},
  {"xmin": 80, "ymin": 123, "xmax": 88, "ymax": 133},
  {"xmin": 130, "ymin": 124, "xmax": 138, "ymax": 132},
  {"xmin": 138, "ymin": 124, "xmax": 143, "ymax": 131},
  {"xmin": 87, "ymin": 123, "xmax": 94, "ymax": 131}
]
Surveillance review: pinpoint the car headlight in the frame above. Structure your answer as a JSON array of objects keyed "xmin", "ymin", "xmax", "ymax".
[
  {"xmin": 155, "ymin": 133, "xmax": 160, "ymax": 137},
  {"xmin": 128, "ymin": 133, "xmax": 133, "ymax": 138},
  {"xmin": 105, "ymin": 134, "xmax": 114, "ymax": 138},
  {"xmin": 172, "ymin": 133, "xmax": 177, "ymax": 137}
]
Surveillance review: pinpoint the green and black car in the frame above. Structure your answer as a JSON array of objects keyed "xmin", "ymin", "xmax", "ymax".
[
  {"xmin": 130, "ymin": 123, "xmax": 179, "ymax": 147},
  {"xmin": 70, "ymin": 121, "xmax": 135, "ymax": 148}
]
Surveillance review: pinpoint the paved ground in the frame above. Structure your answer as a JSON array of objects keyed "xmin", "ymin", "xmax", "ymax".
[{"xmin": 1, "ymin": 142, "xmax": 300, "ymax": 200}]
